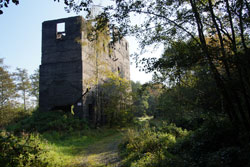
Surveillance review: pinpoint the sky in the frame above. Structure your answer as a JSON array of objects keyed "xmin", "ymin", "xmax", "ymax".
[{"xmin": 0, "ymin": 0, "xmax": 162, "ymax": 83}]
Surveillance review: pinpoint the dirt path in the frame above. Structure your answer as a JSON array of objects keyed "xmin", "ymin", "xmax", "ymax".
[{"xmin": 80, "ymin": 133, "xmax": 122, "ymax": 167}]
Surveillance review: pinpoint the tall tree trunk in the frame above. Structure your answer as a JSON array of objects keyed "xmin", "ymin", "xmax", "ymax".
[
  {"xmin": 208, "ymin": 0, "xmax": 231, "ymax": 79},
  {"xmin": 210, "ymin": 0, "xmax": 250, "ymax": 129},
  {"xmin": 190, "ymin": 0, "xmax": 240, "ymax": 125},
  {"xmin": 238, "ymin": 0, "xmax": 248, "ymax": 52},
  {"xmin": 226, "ymin": 0, "xmax": 250, "ymax": 123}
]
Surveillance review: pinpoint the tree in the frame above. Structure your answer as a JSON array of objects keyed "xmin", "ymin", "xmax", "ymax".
[
  {"xmin": 0, "ymin": 0, "xmax": 19, "ymax": 14},
  {"xmin": 0, "ymin": 59, "xmax": 17, "ymax": 109},
  {"xmin": 131, "ymin": 81, "xmax": 149, "ymax": 116},
  {"xmin": 95, "ymin": 0, "xmax": 250, "ymax": 129},
  {"xmin": 0, "ymin": 0, "xmax": 93, "ymax": 15},
  {"xmin": 152, "ymin": 39, "xmax": 221, "ymax": 111},
  {"xmin": 143, "ymin": 82, "xmax": 162, "ymax": 116},
  {"xmin": 30, "ymin": 69, "xmax": 39, "ymax": 104},
  {"xmin": 0, "ymin": 59, "xmax": 19, "ymax": 127},
  {"xmin": 101, "ymin": 72, "xmax": 133, "ymax": 127},
  {"xmin": 15, "ymin": 68, "xmax": 31, "ymax": 111},
  {"xmin": 81, "ymin": 16, "xmax": 111, "ymax": 126}
]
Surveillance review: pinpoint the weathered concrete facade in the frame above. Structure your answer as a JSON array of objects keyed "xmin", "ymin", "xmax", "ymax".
[{"xmin": 39, "ymin": 16, "xmax": 130, "ymax": 120}]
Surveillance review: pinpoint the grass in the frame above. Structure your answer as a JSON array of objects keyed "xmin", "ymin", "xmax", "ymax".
[
  {"xmin": 3, "ymin": 110, "xmax": 124, "ymax": 167},
  {"xmin": 4, "ymin": 111, "xmax": 248, "ymax": 167},
  {"xmin": 2, "ymin": 113, "xmax": 171, "ymax": 167},
  {"xmin": 37, "ymin": 128, "xmax": 122, "ymax": 167},
  {"xmin": 81, "ymin": 132, "xmax": 122, "ymax": 167}
]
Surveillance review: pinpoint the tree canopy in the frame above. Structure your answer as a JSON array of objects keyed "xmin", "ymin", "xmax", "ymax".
[
  {"xmin": 39, "ymin": 0, "xmax": 249, "ymax": 129},
  {"xmin": 0, "ymin": 59, "xmax": 16, "ymax": 109}
]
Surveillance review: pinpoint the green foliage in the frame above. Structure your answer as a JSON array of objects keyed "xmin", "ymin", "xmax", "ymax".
[
  {"xmin": 7, "ymin": 110, "xmax": 88, "ymax": 133},
  {"xmin": 0, "ymin": 130, "xmax": 49, "ymax": 167},
  {"xmin": 30, "ymin": 69, "xmax": 39, "ymax": 104},
  {"xmin": 101, "ymin": 73, "xmax": 133, "ymax": 127},
  {"xmin": 14, "ymin": 68, "xmax": 32, "ymax": 111},
  {"xmin": 119, "ymin": 119, "xmax": 250, "ymax": 167},
  {"xmin": 131, "ymin": 81, "xmax": 162, "ymax": 117},
  {"xmin": 4, "ymin": 109, "xmax": 122, "ymax": 167},
  {"xmin": 169, "ymin": 119, "xmax": 250, "ymax": 167},
  {"xmin": 157, "ymin": 87, "xmax": 208, "ymax": 130},
  {"xmin": 119, "ymin": 122, "xmax": 188, "ymax": 167},
  {"xmin": 0, "ymin": 59, "xmax": 17, "ymax": 109},
  {"xmin": 131, "ymin": 81, "xmax": 149, "ymax": 116},
  {"xmin": 0, "ymin": 107, "xmax": 30, "ymax": 128},
  {"xmin": 149, "ymin": 40, "xmax": 222, "ymax": 130},
  {"xmin": 0, "ymin": 60, "xmax": 38, "ymax": 125}
]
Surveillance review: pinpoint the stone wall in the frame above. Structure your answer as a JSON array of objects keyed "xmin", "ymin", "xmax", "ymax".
[{"xmin": 39, "ymin": 16, "xmax": 130, "ymax": 120}]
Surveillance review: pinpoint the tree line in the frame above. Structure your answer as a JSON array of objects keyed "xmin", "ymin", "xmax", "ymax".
[
  {"xmin": 108, "ymin": 0, "xmax": 250, "ymax": 130},
  {"xmin": 0, "ymin": 58, "xmax": 39, "ymax": 126}
]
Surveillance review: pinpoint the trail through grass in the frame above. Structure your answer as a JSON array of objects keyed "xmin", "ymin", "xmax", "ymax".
[
  {"xmin": 80, "ymin": 132, "xmax": 122, "ymax": 167},
  {"xmin": 40, "ymin": 129, "xmax": 123, "ymax": 167}
]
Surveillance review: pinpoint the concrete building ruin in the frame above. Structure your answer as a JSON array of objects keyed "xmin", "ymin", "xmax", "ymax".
[{"xmin": 39, "ymin": 16, "xmax": 130, "ymax": 121}]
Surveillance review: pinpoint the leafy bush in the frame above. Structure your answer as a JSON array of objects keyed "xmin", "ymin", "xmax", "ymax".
[
  {"xmin": 0, "ymin": 106, "xmax": 31, "ymax": 128},
  {"xmin": 7, "ymin": 110, "xmax": 88, "ymax": 133},
  {"xmin": 101, "ymin": 73, "xmax": 134, "ymax": 127},
  {"xmin": 119, "ymin": 122, "xmax": 188, "ymax": 167},
  {"xmin": 0, "ymin": 130, "xmax": 49, "ymax": 167},
  {"xmin": 169, "ymin": 119, "xmax": 250, "ymax": 167},
  {"xmin": 119, "ymin": 119, "xmax": 250, "ymax": 167}
]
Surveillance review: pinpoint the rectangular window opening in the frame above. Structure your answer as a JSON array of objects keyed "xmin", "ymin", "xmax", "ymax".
[{"xmin": 56, "ymin": 22, "xmax": 66, "ymax": 39}]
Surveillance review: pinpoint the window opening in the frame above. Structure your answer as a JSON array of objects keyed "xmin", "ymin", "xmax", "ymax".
[{"xmin": 56, "ymin": 22, "xmax": 66, "ymax": 39}]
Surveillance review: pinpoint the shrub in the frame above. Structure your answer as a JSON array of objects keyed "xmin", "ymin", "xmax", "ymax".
[
  {"xmin": 0, "ymin": 106, "xmax": 31, "ymax": 128},
  {"xmin": 0, "ymin": 130, "xmax": 48, "ymax": 167},
  {"xmin": 7, "ymin": 110, "xmax": 88, "ymax": 133},
  {"xmin": 119, "ymin": 122, "xmax": 188, "ymax": 167},
  {"xmin": 119, "ymin": 119, "xmax": 250, "ymax": 167},
  {"xmin": 168, "ymin": 119, "xmax": 250, "ymax": 167}
]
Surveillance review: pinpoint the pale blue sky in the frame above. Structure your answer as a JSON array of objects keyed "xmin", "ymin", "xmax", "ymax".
[{"xmin": 0, "ymin": 0, "xmax": 156, "ymax": 83}]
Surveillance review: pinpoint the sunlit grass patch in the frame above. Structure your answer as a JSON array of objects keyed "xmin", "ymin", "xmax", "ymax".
[
  {"xmin": 37, "ymin": 128, "xmax": 121, "ymax": 166},
  {"xmin": 137, "ymin": 115, "xmax": 154, "ymax": 122}
]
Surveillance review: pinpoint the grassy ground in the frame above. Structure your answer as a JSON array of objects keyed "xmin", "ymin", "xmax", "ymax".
[
  {"xmin": 80, "ymin": 132, "xmax": 122, "ymax": 167},
  {"xmin": 39, "ymin": 128, "xmax": 123, "ymax": 167},
  {"xmin": 3, "ymin": 110, "xmax": 125, "ymax": 167}
]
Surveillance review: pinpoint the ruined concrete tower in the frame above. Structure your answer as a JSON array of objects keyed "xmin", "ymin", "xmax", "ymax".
[{"xmin": 39, "ymin": 16, "xmax": 130, "ymax": 119}]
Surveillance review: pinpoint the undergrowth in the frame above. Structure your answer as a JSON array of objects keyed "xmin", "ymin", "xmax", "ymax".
[
  {"xmin": 119, "ymin": 119, "xmax": 250, "ymax": 167},
  {"xmin": 7, "ymin": 110, "xmax": 89, "ymax": 133},
  {"xmin": 119, "ymin": 121, "xmax": 188, "ymax": 167},
  {"xmin": 0, "ymin": 130, "xmax": 57, "ymax": 167}
]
